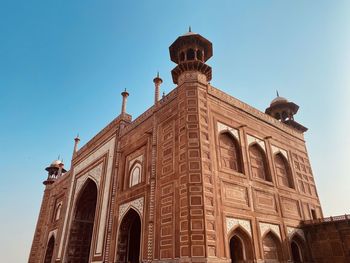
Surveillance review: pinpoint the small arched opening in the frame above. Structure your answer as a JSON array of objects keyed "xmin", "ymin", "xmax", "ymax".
[
  {"xmin": 228, "ymin": 227, "xmax": 254, "ymax": 263},
  {"xmin": 116, "ymin": 208, "xmax": 142, "ymax": 263},
  {"xmin": 44, "ymin": 235, "xmax": 55, "ymax": 263},
  {"xmin": 66, "ymin": 179, "xmax": 98, "ymax": 263},
  {"xmin": 180, "ymin": 51, "xmax": 185, "ymax": 62},
  {"xmin": 196, "ymin": 49, "xmax": 203, "ymax": 61},
  {"xmin": 262, "ymin": 231, "xmax": 283, "ymax": 262},
  {"xmin": 219, "ymin": 132, "xmax": 243, "ymax": 173},
  {"xmin": 186, "ymin": 48, "xmax": 195, "ymax": 60},
  {"xmin": 249, "ymin": 143, "xmax": 271, "ymax": 182}
]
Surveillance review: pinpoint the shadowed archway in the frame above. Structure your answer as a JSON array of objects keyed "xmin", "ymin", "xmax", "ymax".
[
  {"xmin": 229, "ymin": 226, "xmax": 254, "ymax": 263},
  {"xmin": 67, "ymin": 179, "xmax": 98, "ymax": 263},
  {"xmin": 43, "ymin": 235, "xmax": 55, "ymax": 263},
  {"xmin": 116, "ymin": 208, "xmax": 142, "ymax": 263},
  {"xmin": 291, "ymin": 234, "xmax": 308, "ymax": 263}
]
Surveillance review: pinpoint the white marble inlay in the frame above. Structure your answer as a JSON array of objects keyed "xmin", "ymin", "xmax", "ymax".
[
  {"xmin": 247, "ymin": 135, "xmax": 266, "ymax": 151},
  {"xmin": 217, "ymin": 122, "xmax": 240, "ymax": 142},
  {"xmin": 271, "ymin": 145, "xmax": 288, "ymax": 159},
  {"xmin": 259, "ymin": 222, "xmax": 281, "ymax": 240},
  {"xmin": 119, "ymin": 197, "xmax": 144, "ymax": 221},
  {"xmin": 226, "ymin": 217, "xmax": 252, "ymax": 237},
  {"xmin": 47, "ymin": 229, "xmax": 57, "ymax": 243},
  {"xmin": 287, "ymin": 226, "xmax": 305, "ymax": 241}
]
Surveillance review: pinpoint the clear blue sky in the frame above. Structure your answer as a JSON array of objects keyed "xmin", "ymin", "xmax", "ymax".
[{"xmin": 0, "ymin": 1, "xmax": 349, "ymax": 262}]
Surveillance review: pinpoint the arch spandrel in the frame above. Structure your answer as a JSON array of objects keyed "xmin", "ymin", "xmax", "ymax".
[
  {"xmin": 226, "ymin": 217, "xmax": 252, "ymax": 237},
  {"xmin": 118, "ymin": 197, "xmax": 144, "ymax": 222},
  {"xmin": 259, "ymin": 222, "xmax": 281, "ymax": 241},
  {"xmin": 217, "ymin": 122, "xmax": 240, "ymax": 142}
]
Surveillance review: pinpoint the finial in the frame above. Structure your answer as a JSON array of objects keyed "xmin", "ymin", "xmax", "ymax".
[
  {"xmin": 57, "ymin": 154, "xmax": 60, "ymax": 160},
  {"xmin": 189, "ymin": 26, "xmax": 191, "ymax": 32},
  {"xmin": 157, "ymin": 71, "xmax": 159, "ymax": 78},
  {"xmin": 162, "ymin": 92, "xmax": 165, "ymax": 98},
  {"xmin": 276, "ymin": 90, "xmax": 279, "ymax": 97}
]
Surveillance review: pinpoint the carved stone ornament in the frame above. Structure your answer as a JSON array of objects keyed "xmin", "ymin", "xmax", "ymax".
[
  {"xmin": 271, "ymin": 145, "xmax": 288, "ymax": 160},
  {"xmin": 287, "ymin": 226, "xmax": 305, "ymax": 241},
  {"xmin": 259, "ymin": 222, "xmax": 281, "ymax": 240},
  {"xmin": 118, "ymin": 197, "xmax": 144, "ymax": 221},
  {"xmin": 247, "ymin": 135, "xmax": 266, "ymax": 151},
  {"xmin": 226, "ymin": 217, "xmax": 252, "ymax": 237},
  {"xmin": 217, "ymin": 122, "xmax": 240, "ymax": 142}
]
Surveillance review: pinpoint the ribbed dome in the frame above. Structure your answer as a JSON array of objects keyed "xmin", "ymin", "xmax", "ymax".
[{"xmin": 270, "ymin": 96, "xmax": 288, "ymax": 106}]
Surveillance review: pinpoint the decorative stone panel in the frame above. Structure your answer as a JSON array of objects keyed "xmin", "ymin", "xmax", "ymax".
[
  {"xmin": 271, "ymin": 145, "xmax": 288, "ymax": 159},
  {"xmin": 287, "ymin": 226, "xmax": 305, "ymax": 241},
  {"xmin": 217, "ymin": 122, "xmax": 240, "ymax": 142},
  {"xmin": 118, "ymin": 197, "xmax": 144, "ymax": 221},
  {"xmin": 226, "ymin": 217, "xmax": 252, "ymax": 237},
  {"xmin": 247, "ymin": 135, "xmax": 266, "ymax": 151},
  {"xmin": 259, "ymin": 222, "xmax": 281, "ymax": 240}
]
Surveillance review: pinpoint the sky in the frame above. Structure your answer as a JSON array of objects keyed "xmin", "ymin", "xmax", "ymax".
[{"xmin": 0, "ymin": 1, "xmax": 349, "ymax": 262}]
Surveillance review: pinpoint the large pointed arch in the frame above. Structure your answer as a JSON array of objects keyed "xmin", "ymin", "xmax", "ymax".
[
  {"xmin": 249, "ymin": 143, "xmax": 271, "ymax": 181},
  {"xmin": 44, "ymin": 235, "xmax": 55, "ymax": 263},
  {"xmin": 219, "ymin": 132, "xmax": 243, "ymax": 173},
  {"xmin": 66, "ymin": 178, "xmax": 98, "ymax": 263},
  {"xmin": 274, "ymin": 152, "xmax": 294, "ymax": 188},
  {"xmin": 228, "ymin": 226, "xmax": 254, "ymax": 262},
  {"xmin": 115, "ymin": 208, "xmax": 142, "ymax": 263},
  {"xmin": 262, "ymin": 231, "xmax": 283, "ymax": 261},
  {"xmin": 290, "ymin": 233, "xmax": 309, "ymax": 263}
]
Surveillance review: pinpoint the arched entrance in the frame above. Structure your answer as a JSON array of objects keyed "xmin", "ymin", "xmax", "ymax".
[
  {"xmin": 291, "ymin": 234, "xmax": 307, "ymax": 263},
  {"xmin": 291, "ymin": 241, "xmax": 302, "ymax": 262},
  {"xmin": 262, "ymin": 231, "xmax": 283, "ymax": 262},
  {"xmin": 43, "ymin": 236, "xmax": 55, "ymax": 263},
  {"xmin": 116, "ymin": 208, "xmax": 142, "ymax": 263},
  {"xmin": 229, "ymin": 227, "xmax": 254, "ymax": 263},
  {"xmin": 67, "ymin": 179, "xmax": 98, "ymax": 263}
]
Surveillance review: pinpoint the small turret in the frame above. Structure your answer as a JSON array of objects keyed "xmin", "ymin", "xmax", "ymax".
[
  {"xmin": 265, "ymin": 91, "xmax": 307, "ymax": 132},
  {"xmin": 169, "ymin": 28, "xmax": 213, "ymax": 84},
  {"xmin": 43, "ymin": 159, "xmax": 67, "ymax": 185}
]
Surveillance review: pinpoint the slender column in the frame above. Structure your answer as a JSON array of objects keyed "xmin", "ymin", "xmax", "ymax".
[
  {"xmin": 153, "ymin": 72, "xmax": 163, "ymax": 104},
  {"xmin": 73, "ymin": 135, "xmax": 80, "ymax": 153},
  {"xmin": 121, "ymin": 89, "xmax": 129, "ymax": 114}
]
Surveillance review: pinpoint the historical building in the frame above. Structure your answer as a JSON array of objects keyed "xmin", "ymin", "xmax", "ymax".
[{"xmin": 29, "ymin": 30, "xmax": 338, "ymax": 263}]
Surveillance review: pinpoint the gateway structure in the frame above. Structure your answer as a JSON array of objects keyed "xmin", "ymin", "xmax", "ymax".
[{"xmin": 29, "ymin": 31, "xmax": 323, "ymax": 263}]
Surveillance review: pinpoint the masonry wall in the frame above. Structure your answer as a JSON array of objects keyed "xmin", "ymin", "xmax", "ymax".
[{"xmin": 302, "ymin": 218, "xmax": 350, "ymax": 263}]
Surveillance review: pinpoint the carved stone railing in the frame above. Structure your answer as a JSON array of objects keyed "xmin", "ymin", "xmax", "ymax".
[{"xmin": 302, "ymin": 214, "xmax": 350, "ymax": 225}]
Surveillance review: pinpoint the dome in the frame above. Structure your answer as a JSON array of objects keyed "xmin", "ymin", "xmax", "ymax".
[
  {"xmin": 182, "ymin": 31, "xmax": 197, "ymax": 36},
  {"xmin": 50, "ymin": 160, "xmax": 63, "ymax": 167},
  {"xmin": 270, "ymin": 96, "xmax": 288, "ymax": 106}
]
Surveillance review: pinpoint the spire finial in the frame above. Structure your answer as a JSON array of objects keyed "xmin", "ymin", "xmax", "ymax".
[
  {"xmin": 276, "ymin": 90, "xmax": 279, "ymax": 97},
  {"xmin": 189, "ymin": 26, "xmax": 191, "ymax": 32},
  {"xmin": 57, "ymin": 154, "xmax": 60, "ymax": 160},
  {"xmin": 157, "ymin": 71, "xmax": 159, "ymax": 78}
]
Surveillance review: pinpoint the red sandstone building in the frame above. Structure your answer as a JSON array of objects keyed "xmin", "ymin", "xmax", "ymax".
[{"xmin": 29, "ymin": 31, "xmax": 349, "ymax": 263}]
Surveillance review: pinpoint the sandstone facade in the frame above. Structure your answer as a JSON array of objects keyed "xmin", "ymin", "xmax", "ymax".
[{"xmin": 29, "ymin": 31, "xmax": 323, "ymax": 263}]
